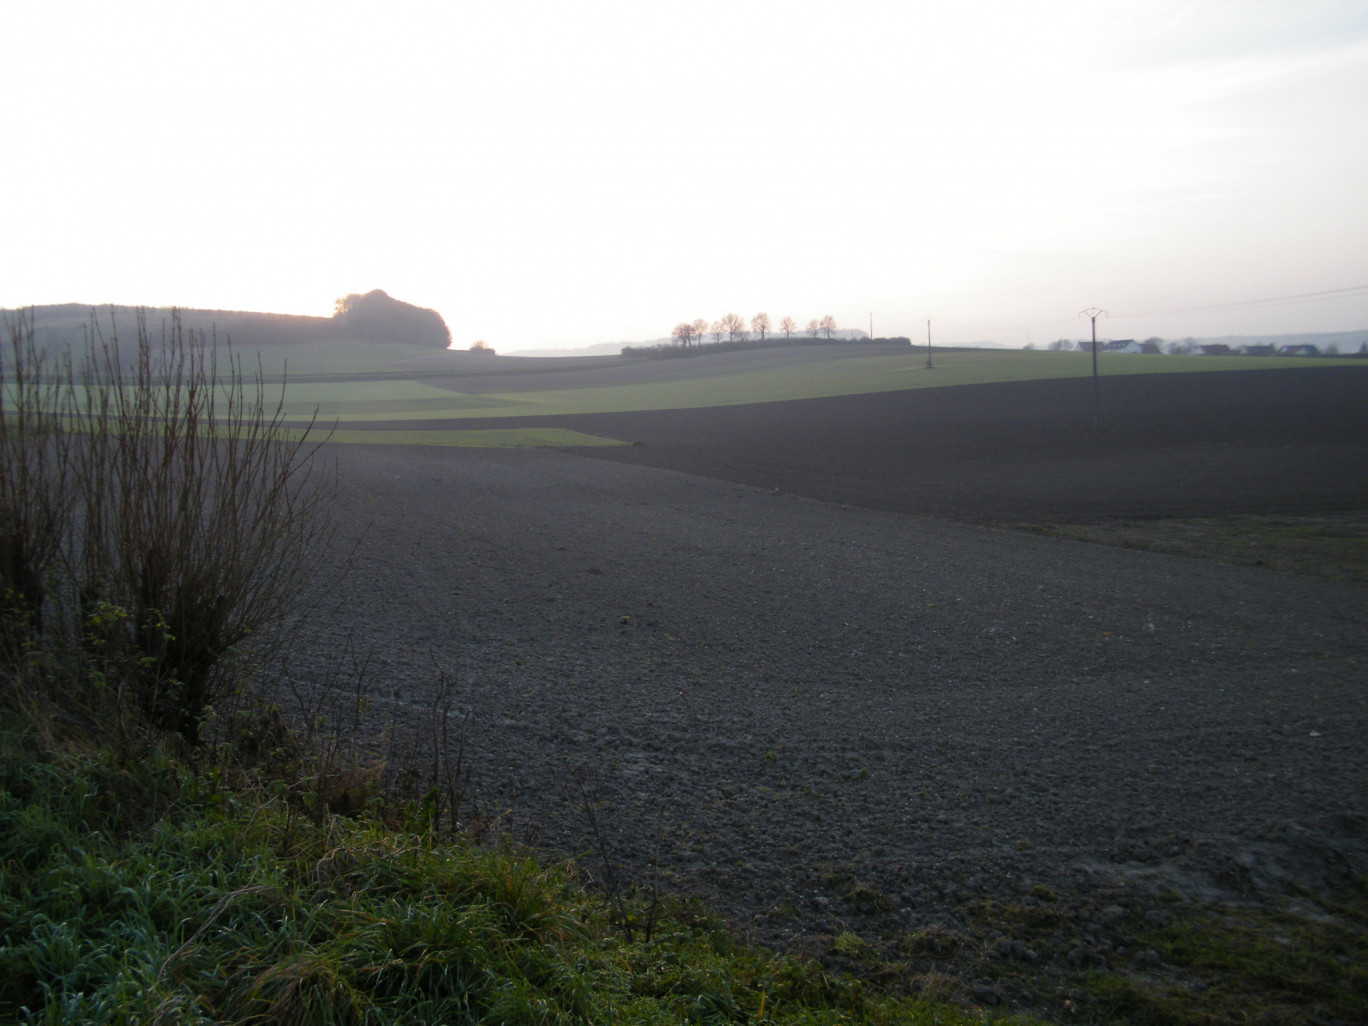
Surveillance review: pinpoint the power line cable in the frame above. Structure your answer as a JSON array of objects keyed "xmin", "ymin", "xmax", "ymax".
[
  {"xmin": 1113, "ymin": 284, "xmax": 1368, "ymax": 320},
  {"xmin": 945, "ymin": 284, "xmax": 1368, "ymax": 339}
]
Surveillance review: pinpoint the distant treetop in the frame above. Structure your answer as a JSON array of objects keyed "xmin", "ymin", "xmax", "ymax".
[{"xmin": 332, "ymin": 289, "xmax": 451, "ymax": 349}]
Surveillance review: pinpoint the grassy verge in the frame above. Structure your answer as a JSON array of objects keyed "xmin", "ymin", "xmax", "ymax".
[
  {"xmin": 9, "ymin": 718, "xmax": 1363, "ymax": 1026},
  {"xmin": 0, "ymin": 708, "xmax": 1026, "ymax": 1025}
]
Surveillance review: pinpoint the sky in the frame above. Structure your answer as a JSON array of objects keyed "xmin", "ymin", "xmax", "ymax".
[{"xmin": 3, "ymin": 0, "xmax": 1367, "ymax": 351}]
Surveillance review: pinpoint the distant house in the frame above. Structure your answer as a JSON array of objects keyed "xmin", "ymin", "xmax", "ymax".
[
  {"xmin": 1241, "ymin": 344, "xmax": 1276, "ymax": 356},
  {"xmin": 1102, "ymin": 339, "xmax": 1160, "ymax": 354},
  {"xmin": 1277, "ymin": 344, "xmax": 1320, "ymax": 357},
  {"xmin": 1200, "ymin": 344, "xmax": 1234, "ymax": 356}
]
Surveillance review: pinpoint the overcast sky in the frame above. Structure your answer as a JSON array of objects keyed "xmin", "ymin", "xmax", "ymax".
[{"xmin": 4, "ymin": 0, "xmax": 1366, "ymax": 351}]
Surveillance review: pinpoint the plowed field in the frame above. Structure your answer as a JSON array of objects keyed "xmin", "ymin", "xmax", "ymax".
[{"xmin": 546, "ymin": 366, "xmax": 1368, "ymax": 521}]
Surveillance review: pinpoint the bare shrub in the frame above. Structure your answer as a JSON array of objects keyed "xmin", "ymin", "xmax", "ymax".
[
  {"xmin": 1, "ymin": 308, "xmax": 336, "ymax": 742},
  {"xmin": 0, "ymin": 310, "xmax": 76, "ymax": 657}
]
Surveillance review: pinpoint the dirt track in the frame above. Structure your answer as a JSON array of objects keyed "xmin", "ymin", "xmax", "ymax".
[{"xmin": 290, "ymin": 365, "xmax": 1368, "ymax": 999}]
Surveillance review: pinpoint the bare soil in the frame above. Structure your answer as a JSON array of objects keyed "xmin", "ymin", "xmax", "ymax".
[
  {"xmin": 291, "ymin": 365, "xmax": 1368, "ymax": 1014},
  {"xmin": 548, "ymin": 365, "xmax": 1368, "ymax": 522}
]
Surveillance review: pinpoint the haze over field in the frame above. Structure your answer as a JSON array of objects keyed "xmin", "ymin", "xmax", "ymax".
[{"xmin": 3, "ymin": 1, "xmax": 1366, "ymax": 351}]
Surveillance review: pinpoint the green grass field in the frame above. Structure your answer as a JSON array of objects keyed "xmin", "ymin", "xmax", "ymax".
[
  {"xmin": 279, "ymin": 349, "xmax": 1330, "ymax": 440},
  {"xmin": 37, "ymin": 345, "xmax": 1339, "ymax": 448},
  {"xmin": 315, "ymin": 427, "xmax": 628, "ymax": 447}
]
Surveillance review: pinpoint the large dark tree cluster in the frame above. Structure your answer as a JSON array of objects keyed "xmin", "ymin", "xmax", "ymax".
[{"xmin": 333, "ymin": 289, "xmax": 451, "ymax": 349}]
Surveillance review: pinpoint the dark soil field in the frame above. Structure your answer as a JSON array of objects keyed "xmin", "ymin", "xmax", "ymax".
[
  {"xmin": 546, "ymin": 365, "xmax": 1368, "ymax": 522},
  {"xmin": 296, "ymin": 364, "xmax": 1368, "ymax": 1018}
]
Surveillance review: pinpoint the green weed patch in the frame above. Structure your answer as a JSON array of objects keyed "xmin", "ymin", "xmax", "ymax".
[
  {"xmin": 1089, "ymin": 892, "xmax": 1368, "ymax": 1025},
  {"xmin": 1020, "ymin": 512, "xmax": 1368, "ymax": 582}
]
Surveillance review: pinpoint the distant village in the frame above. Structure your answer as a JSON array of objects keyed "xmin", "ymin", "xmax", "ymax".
[{"xmin": 1049, "ymin": 338, "xmax": 1366, "ymax": 357}]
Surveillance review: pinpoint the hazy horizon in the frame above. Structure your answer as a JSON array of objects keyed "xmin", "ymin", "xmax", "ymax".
[{"xmin": 4, "ymin": 1, "xmax": 1366, "ymax": 353}]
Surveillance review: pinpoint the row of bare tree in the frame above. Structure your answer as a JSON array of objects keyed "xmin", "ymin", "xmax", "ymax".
[{"xmin": 671, "ymin": 313, "xmax": 839, "ymax": 348}]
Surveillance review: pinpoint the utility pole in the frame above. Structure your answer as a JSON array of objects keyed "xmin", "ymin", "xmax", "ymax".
[
  {"xmin": 1079, "ymin": 307, "xmax": 1107, "ymax": 429},
  {"xmin": 925, "ymin": 318, "xmax": 933, "ymax": 368},
  {"xmin": 869, "ymin": 312, "xmax": 873, "ymax": 339}
]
